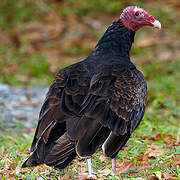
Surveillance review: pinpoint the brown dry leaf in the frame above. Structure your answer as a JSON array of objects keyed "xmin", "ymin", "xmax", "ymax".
[
  {"xmin": 7, "ymin": 64, "xmax": 20, "ymax": 73},
  {"xmin": 117, "ymin": 163, "xmax": 135, "ymax": 174},
  {"xmin": 99, "ymin": 154, "xmax": 107, "ymax": 162},
  {"xmin": 14, "ymin": 23, "xmax": 65, "ymax": 45},
  {"xmin": 175, "ymin": 130, "xmax": 180, "ymax": 146},
  {"xmin": 146, "ymin": 144, "xmax": 164, "ymax": 158},
  {"xmin": 18, "ymin": 152, "xmax": 29, "ymax": 156},
  {"xmin": 164, "ymin": 134, "xmax": 175, "ymax": 146},
  {"xmin": 142, "ymin": 154, "xmax": 149, "ymax": 164},
  {"xmin": 149, "ymin": 134, "xmax": 162, "ymax": 141},
  {"xmin": 97, "ymin": 169, "xmax": 111, "ymax": 177},
  {"xmin": 162, "ymin": 172, "xmax": 174, "ymax": 179},
  {"xmin": 76, "ymin": 172, "xmax": 92, "ymax": 180},
  {"xmin": 149, "ymin": 133, "xmax": 175, "ymax": 146},
  {"xmin": 0, "ymin": 30, "xmax": 12, "ymax": 46},
  {"xmin": 148, "ymin": 175, "xmax": 159, "ymax": 180},
  {"xmin": 173, "ymin": 156, "xmax": 180, "ymax": 166}
]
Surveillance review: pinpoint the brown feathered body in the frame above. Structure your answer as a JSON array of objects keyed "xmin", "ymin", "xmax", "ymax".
[{"xmin": 22, "ymin": 20, "xmax": 147, "ymax": 169}]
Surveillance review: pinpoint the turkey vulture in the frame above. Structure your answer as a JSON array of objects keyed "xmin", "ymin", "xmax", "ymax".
[{"xmin": 22, "ymin": 6, "xmax": 161, "ymax": 177}]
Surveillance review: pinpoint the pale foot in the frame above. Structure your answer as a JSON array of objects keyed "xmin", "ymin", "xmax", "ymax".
[{"xmin": 87, "ymin": 174, "xmax": 97, "ymax": 179}]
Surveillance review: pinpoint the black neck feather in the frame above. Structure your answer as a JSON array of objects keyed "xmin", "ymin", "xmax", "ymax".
[{"xmin": 91, "ymin": 20, "xmax": 135, "ymax": 58}]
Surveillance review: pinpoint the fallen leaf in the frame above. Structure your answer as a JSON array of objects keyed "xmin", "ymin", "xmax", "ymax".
[
  {"xmin": 148, "ymin": 175, "xmax": 159, "ymax": 180},
  {"xmin": 154, "ymin": 171, "xmax": 162, "ymax": 180}
]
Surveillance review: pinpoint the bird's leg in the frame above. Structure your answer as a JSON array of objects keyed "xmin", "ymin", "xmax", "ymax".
[
  {"xmin": 87, "ymin": 157, "xmax": 96, "ymax": 178},
  {"xmin": 111, "ymin": 158, "xmax": 116, "ymax": 176}
]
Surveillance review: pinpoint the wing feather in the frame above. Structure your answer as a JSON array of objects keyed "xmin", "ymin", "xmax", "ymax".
[
  {"xmin": 31, "ymin": 63, "xmax": 90, "ymax": 153},
  {"xmin": 81, "ymin": 67, "xmax": 147, "ymax": 136}
]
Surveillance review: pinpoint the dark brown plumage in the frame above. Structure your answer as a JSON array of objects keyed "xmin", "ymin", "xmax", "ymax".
[{"xmin": 22, "ymin": 6, "xmax": 161, "ymax": 176}]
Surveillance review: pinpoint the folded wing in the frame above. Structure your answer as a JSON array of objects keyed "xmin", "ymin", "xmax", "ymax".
[{"xmin": 77, "ymin": 65, "xmax": 147, "ymax": 158}]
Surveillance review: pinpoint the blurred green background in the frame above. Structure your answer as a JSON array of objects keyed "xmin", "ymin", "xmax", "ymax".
[
  {"xmin": 0, "ymin": 0, "xmax": 179, "ymax": 86},
  {"xmin": 0, "ymin": 0, "xmax": 179, "ymax": 179}
]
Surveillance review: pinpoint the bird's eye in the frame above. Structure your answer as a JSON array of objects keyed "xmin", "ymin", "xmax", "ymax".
[{"xmin": 135, "ymin": 12, "xmax": 140, "ymax": 16}]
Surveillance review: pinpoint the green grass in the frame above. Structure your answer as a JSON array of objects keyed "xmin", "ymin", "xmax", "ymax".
[
  {"xmin": 0, "ymin": 46, "xmax": 53, "ymax": 85},
  {"xmin": 0, "ymin": 0, "xmax": 44, "ymax": 31}
]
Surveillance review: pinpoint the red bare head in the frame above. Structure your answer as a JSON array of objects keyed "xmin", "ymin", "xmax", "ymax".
[{"xmin": 120, "ymin": 6, "xmax": 161, "ymax": 31}]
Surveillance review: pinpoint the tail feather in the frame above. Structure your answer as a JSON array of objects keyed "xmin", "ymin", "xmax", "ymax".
[
  {"xmin": 22, "ymin": 132, "xmax": 76, "ymax": 169},
  {"xmin": 103, "ymin": 132, "xmax": 131, "ymax": 158},
  {"xmin": 54, "ymin": 151, "xmax": 76, "ymax": 170},
  {"xmin": 22, "ymin": 151, "xmax": 40, "ymax": 168},
  {"xmin": 76, "ymin": 118, "xmax": 111, "ymax": 158},
  {"xmin": 45, "ymin": 143, "xmax": 75, "ymax": 165}
]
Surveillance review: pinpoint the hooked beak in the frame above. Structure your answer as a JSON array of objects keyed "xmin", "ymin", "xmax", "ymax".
[
  {"xmin": 152, "ymin": 19, "xmax": 161, "ymax": 29},
  {"xmin": 146, "ymin": 15, "xmax": 161, "ymax": 30}
]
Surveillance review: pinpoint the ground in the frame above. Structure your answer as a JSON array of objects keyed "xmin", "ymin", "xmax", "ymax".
[{"xmin": 0, "ymin": 0, "xmax": 180, "ymax": 179}]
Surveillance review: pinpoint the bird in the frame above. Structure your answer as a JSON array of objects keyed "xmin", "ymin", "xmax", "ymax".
[{"xmin": 22, "ymin": 6, "xmax": 161, "ymax": 177}]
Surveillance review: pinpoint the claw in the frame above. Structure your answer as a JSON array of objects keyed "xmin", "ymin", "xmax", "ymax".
[{"xmin": 87, "ymin": 174, "xmax": 97, "ymax": 179}]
